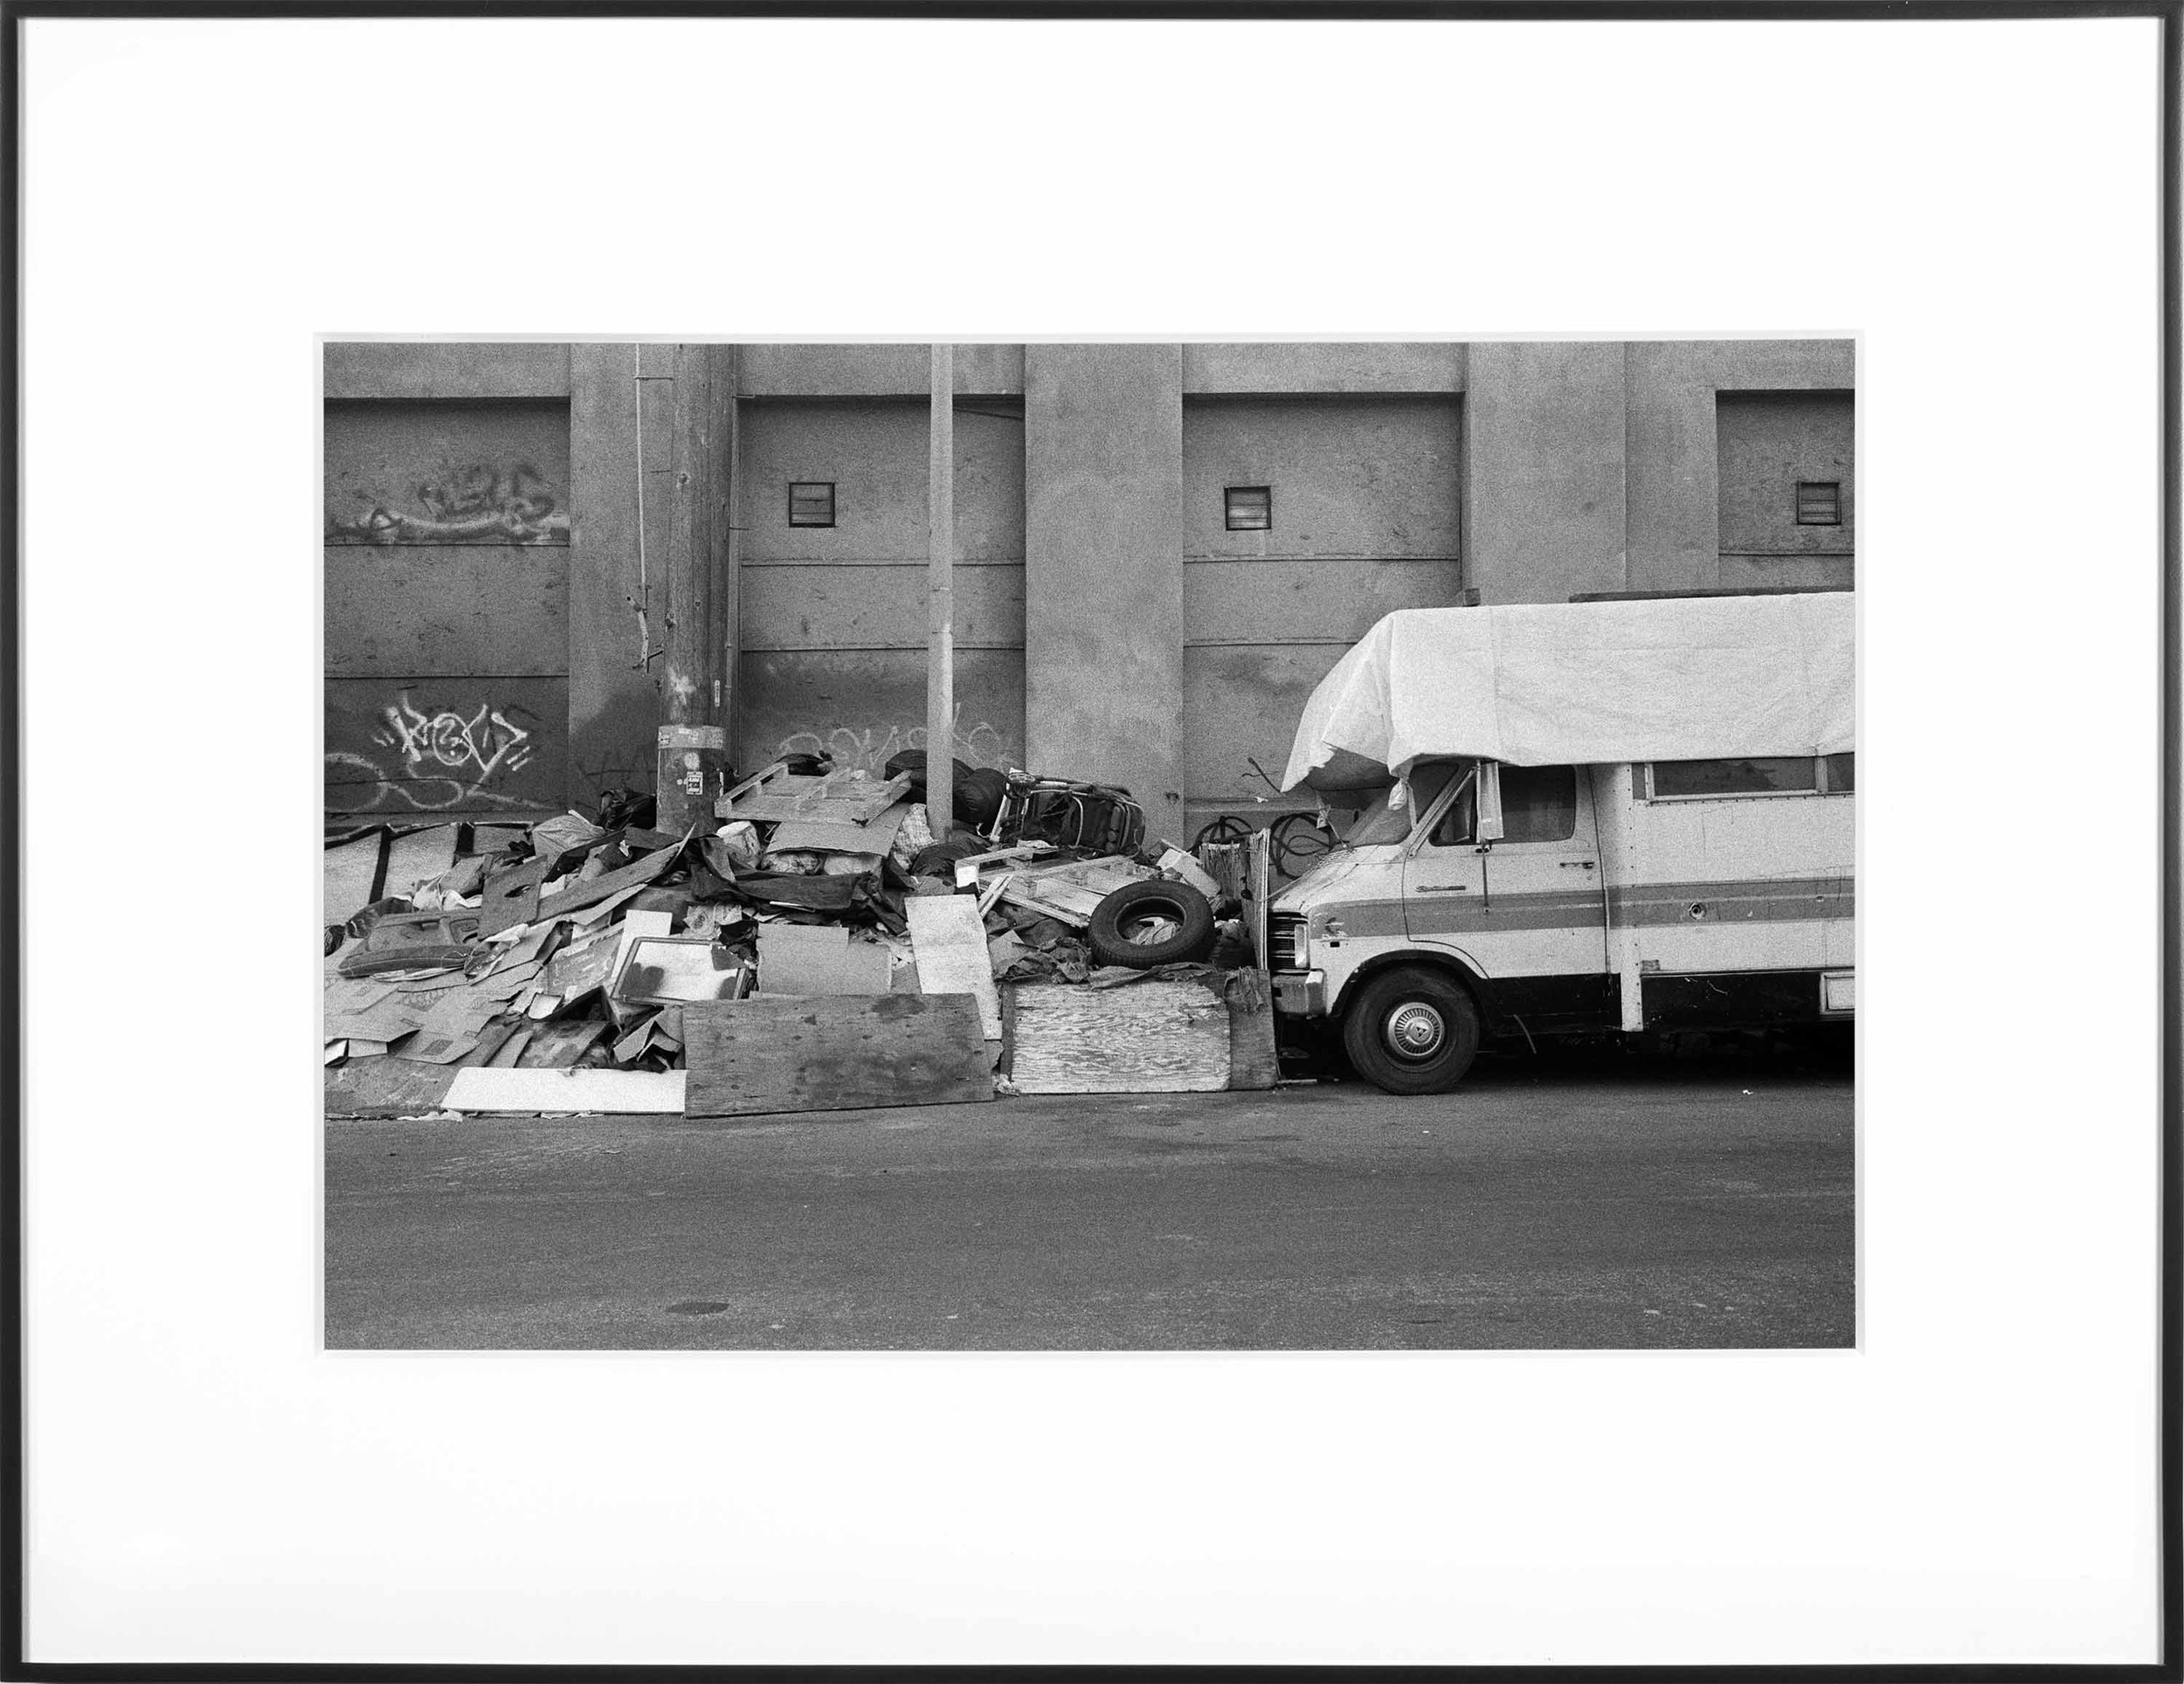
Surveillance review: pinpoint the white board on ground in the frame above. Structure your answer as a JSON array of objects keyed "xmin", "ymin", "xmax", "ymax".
[
  {"xmin": 905, "ymin": 894, "xmax": 1002, "ymax": 1039},
  {"xmin": 442, "ymin": 1067, "xmax": 687, "ymax": 1115}
]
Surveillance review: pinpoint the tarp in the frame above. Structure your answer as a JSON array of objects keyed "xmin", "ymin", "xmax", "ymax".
[{"xmin": 1282, "ymin": 592, "xmax": 1855, "ymax": 791}]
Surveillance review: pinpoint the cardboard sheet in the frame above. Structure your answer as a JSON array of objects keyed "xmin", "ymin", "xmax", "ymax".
[
  {"xmin": 1281, "ymin": 592, "xmax": 1855, "ymax": 790},
  {"xmin": 755, "ymin": 924, "xmax": 894, "ymax": 997}
]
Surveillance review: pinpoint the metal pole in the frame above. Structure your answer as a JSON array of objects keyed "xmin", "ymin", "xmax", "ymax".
[{"xmin": 927, "ymin": 342, "xmax": 955, "ymax": 835}]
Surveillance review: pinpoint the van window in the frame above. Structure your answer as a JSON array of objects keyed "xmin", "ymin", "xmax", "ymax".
[
  {"xmin": 1429, "ymin": 771, "xmax": 1477, "ymax": 846},
  {"xmin": 1648, "ymin": 755, "xmax": 1853, "ymax": 798},
  {"xmin": 1343, "ymin": 762, "xmax": 1460, "ymax": 847},
  {"xmin": 1498, "ymin": 764, "xmax": 1578, "ymax": 843}
]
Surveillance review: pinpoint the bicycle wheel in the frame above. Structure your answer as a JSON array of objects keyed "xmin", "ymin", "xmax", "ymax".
[
  {"xmin": 1269, "ymin": 811, "xmax": 1335, "ymax": 875},
  {"xmin": 1193, "ymin": 814, "xmax": 1252, "ymax": 848}
]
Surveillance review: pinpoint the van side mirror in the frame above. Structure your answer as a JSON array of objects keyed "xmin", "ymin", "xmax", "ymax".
[{"xmin": 1476, "ymin": 760, "xmax": 1505, "ymax": 844}]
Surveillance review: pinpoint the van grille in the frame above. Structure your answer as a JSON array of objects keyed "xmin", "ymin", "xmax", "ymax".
[{"xmin": 1268, "ymin": 914, "xmax": 1307, "ymax": 971}]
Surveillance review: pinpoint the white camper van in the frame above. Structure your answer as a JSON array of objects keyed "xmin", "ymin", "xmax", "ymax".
[{"xmin": 1267, "ymin": 592, "xmax": 1855, "ymax": 1095}]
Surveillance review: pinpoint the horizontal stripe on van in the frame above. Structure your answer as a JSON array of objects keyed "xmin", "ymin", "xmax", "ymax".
[{"xmin": 1314, "ymin": 877, "xmax": 1852, "ymax": 940}]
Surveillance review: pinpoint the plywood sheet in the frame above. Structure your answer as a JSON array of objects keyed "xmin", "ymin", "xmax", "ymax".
[
  {"xmin": 1009, "ymin": 982, "xmax": 1230, "ymax": 1094},
  {"xmin": 325, "ymin": 1059, "xmax": 459, "ymax": 1119},
  {"xmin": 904, "ymin": 894, "xmax": 1002, "ymax": 1040},
  {"xmin": 1225, "ymin": 969, "xmax": 1281, "ymax": 1092},
  {"xmin": 682, "ymin": 996, "xmax": 992, "ymax": 1118}
]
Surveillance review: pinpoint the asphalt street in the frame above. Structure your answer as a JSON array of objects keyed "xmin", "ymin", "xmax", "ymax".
[{"xmin": 325, "ymin": 1043, "xmax": 1854, "ymax": 1351}]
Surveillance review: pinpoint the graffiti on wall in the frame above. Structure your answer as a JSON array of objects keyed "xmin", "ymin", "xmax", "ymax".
[
  {"xmin": 327, "ymin": 691, "xmax": 549, "ymax": 812},
  {"xmin": 328, "ymin": 459, "xmax": 570, "ymax": 545},
  {"xmin": 771, "ymin": 715, "xmax": 1017, "ymax": 777}
]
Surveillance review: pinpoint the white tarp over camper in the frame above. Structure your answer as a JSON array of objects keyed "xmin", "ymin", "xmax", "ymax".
[{"xmin": 1281, "ymin": 591, "xmax": 1855, "ymax": 792}]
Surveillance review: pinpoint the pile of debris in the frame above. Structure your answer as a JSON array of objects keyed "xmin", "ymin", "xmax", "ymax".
[{"xmin": 324, "ymin": 751, "xmax": 1275, "ymax": 1119}]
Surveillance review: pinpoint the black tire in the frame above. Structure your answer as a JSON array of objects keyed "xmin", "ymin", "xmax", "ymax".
[
  {"xmin": 1086, "ymin": 879, "xmax": 1218, "ymax": 968},
  {"xmin": 1341, "ymin": 965, "xmax": 1482, "ymax": 1095}
]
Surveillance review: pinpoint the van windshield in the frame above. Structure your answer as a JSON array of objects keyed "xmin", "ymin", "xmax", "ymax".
[{"xmin": 1340, "ymin": 762, "xmax": 1462, "ymax": 846}]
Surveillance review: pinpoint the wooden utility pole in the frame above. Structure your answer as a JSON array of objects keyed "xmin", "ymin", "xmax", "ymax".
[{"xmin": 927, "ymin": 342, "xmax": 955, "ymax": 833}]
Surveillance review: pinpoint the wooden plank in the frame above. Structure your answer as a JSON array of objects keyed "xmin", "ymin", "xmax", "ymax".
[
  {"xmin": 723, "ymin": 767, "xmax": 913, "ymax": 825},
  {"xmin": 444, "ymin": 1067, "xmax": 687, "ymax": 1115},
  {"xmin": 1226, "ymin": 969, "xmax": 1280, "ymax": 1091},
  {"xmin": 323, "ymin": 342, "xmax": 572, "ymax": 401},
  {"xmin": 811, "ymin": 769, "xmax": 912, "ymax": 820},
  {"xmin": 325, "ymin": 1058, "xmax": 459, "ymax": 1118},
  {"xmin": 1248, "ymin": 826, "xmax": 1271, "ymax": 970},
  {"xmin": 766, "ymin": 802, "xmax": 912, "ymax": 854},
  {"xmin": 905, "ymin": 894, "xmax": 1002, "ymax": 1040},
  {"xmin": 952, "ymin": 840, "xmax": 1054, "ymax": 887},
  {"xmin": 682, "ymin": 996, "xmax": 993, "ymax": 1118},
  {"xmin": 325, "ymin": 548, "xmax": 569, "ymax": 677},
  {"xmin": 533, "ymin": 839, "xmax": 685, "ymax": 922},
  {"xmin": 324, "ymin": 398, "xmax": 570, "ymax": 545},
  {"xmin": 1009, "ymin": 982, "xmax": 1231, "ymax": 1095},
  {"xmin": 998, "ymin": 879, "xmax": 1103, "ymax": 928},
  {"xmin": 326, "ymin": 678, "xmax": 569, "ymax": 818}
]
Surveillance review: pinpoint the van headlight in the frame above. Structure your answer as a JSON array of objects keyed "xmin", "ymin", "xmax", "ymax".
[{"xmin": 1269, "ymin": 914, "xmax": 1309, "ymax": 971}]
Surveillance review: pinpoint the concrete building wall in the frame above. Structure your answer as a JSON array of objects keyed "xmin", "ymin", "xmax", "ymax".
[
  {"xmin": 1625, "ymin": 339, "xmax": 1856, "ymax": 592},
  {"xmin": 322, "ymin": 339, "xmax": 1854, "ymax": 830},
  {"xmin": 734, "ymin": 396, "xmax": 1027, "ymax": 776},
  {"xmin": 1024, "ymin": 344, "xmax": 1186, "ymax": 840},
  {"xmin": 322, "ymin": 383, "xmax": 573, "ymax": 818},
  {"xmin": 1180, "ymin": 394, "xmax": 1463, "ymax": 830},
  {"xmin": 1464, "ymin": 341, "xmax": 1630, "ymax": 606},
  {"xmin": 1715, "ymin": 390, "xmax": 1856, "ymax": 590}
]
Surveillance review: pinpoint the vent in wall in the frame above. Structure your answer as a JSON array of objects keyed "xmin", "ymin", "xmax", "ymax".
[
  {"xmin": 1795, "ymin": 481, "xmax": 1842, "ymax": 525},
  {"xmin": 789, "ymin": 482, "xmax": 836, "ymax": 528},
  {"xmin": 1225, "ymin": 486, "xmax": 1271, "ymax": 531}
]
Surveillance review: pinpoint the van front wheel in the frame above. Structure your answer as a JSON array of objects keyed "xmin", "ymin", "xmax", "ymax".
[{"xmin": 1342, "ymin": 966, "xmax": 1482, "ymax": 1095}]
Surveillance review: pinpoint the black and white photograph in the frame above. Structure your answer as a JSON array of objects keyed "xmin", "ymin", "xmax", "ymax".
[
  {"xmin": 320, "ymin": 337, "xmax": 1859, "ymax": 1353},
  {"xmin": 12, "ymin": 6, "xmax": 2171, "ymax": 1674}
]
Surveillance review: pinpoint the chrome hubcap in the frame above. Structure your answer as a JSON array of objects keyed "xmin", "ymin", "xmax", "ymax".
[{"xmin": 1384, "ymin": 1001, "xmax": 1445, "ymax": 1059}]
